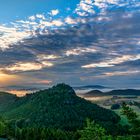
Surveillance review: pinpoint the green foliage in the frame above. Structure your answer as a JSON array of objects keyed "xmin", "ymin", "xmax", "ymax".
[
  {"xmin": 121, "ymin": 102, "xmax": 140, "ymax": 135},
  {"xmin": 7, "ymin": 127, "xmax": 80, "ymax": 140},
  {"xmin": 0, "ymin": 92, "xmax": 17, "ymax": 113},
  {"xmin": 111, "ymin": 104, "xmax": 120, "ymax": 110},
  {"xmin": 78, "ymin": 119, "xmax": 106, "ymax": 140},
  {"xmin": 102, "ymin": 135, "xmax": 140, "ymax": 140},
  {"xmin": 0, "ymin": 121, "xmax": 6, "ymax": 137},
  {"xmin": 0, "ymin": 84, "xmax": 120, "ymax": 133}
]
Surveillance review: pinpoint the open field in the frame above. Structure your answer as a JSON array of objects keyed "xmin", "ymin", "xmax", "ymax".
[{"xmin": 80, "ymin": 95, "xmax": 140, "ymax": 125}]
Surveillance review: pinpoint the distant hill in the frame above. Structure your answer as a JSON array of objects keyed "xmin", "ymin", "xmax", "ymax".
[
  {"xmin": 0, "ymin": 84, "xmax": 119, "ymax": 131},
  {"xmin": 74, "ymin": 85, "xmax": 108, "ymax": 90},
  {"xmin": 84, "ymin": 89, "xmax": 140, "ymax": 97}
]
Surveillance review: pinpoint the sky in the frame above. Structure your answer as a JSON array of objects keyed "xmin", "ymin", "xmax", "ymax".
[{"xmin": 0, "ymin": 0, "xmax": 140, "ymax": 91}]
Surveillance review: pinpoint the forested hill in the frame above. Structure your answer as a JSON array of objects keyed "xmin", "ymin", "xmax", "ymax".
[
  {"xmin": 0, "ymin": 92, "xmax": 17, "ymax": 113},
  {"xmin": 84, "ymin": 89, "xmax": 140, "ymax": 97},
  {"xmin": 0, "ymin": 83, "xmax": 120, "ymax": 132}
]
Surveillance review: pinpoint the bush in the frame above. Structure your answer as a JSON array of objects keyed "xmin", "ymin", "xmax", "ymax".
[{"xmin": 111, "ymin": 104, "xmax": 120, "ymax": 110}]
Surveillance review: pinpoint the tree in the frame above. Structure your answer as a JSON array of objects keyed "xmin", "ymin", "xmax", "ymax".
[
  {"xmin": 121, "ymin": 102, "xmax": 140, "ymax": 135},
  {"xmin": 0, "ymin": 121, "xmax": 6, "ymax": 137},
  {"xmin": 79, "ymin": 119, "xmax": 106, "ymax": 140},
  {"xmin": 111, "ymin": 104, "xmax": 120, "ymax": 110}
]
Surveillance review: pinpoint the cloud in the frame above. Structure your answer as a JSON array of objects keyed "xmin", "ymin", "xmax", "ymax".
[
  {"xmin": 82, "ymin": 54, "xmax": 140, "ymax": 68},
  {"xmin": 66, "ymin": 47, "xmax": 97, "ymax": 56},
  {"xmin": 3, "ymin": 61, "xmax": 53, "ymax": 73},
  {"xmin": 0, "ymin": 25, "xmax": 32, "ymax": 50},
  {"xmin": 29, "ymin": 15, "xmax": 36, "ymax": 21},
  {"xmin": 38, "ymin": 80, "xmax": 52, "ymax": 84},
  {"xmin": 50, "ymin": 9, "xmax": 59, "ymax": 16},
  {"xmin": 82, "ymin": 62, "xmax": 114, "ymax": 68},
  {"xmin": 28, "ymin": 14, "xmax": 46, "ymax": 21},
  {"xmin": 37, "ymin": 54, "xmax": 60, "ymax": 60},
  {"xmin": 36, "ymin": 14, "xmax": 46, "ymax": 20},
  {"xmin": 104, "ymin": 70, "xmax": 140, "ymax": 77},
  {"xmin": 4, "ymin": 62, "xmax": 43, "ymax": 72},
  {"xmin": 75, "ymin": 0, "xmax": 140, "ymax": 16},
  {"xmin": 65, "ymin": 17, "xmax": 77, "ymax": 25},
  {"xmin": 75, "ymin": 0, "xmax": 95, "ymax": 16},
  {"xmin": 80, "ymin": 70, "xmax": 140, "ymax": 82},
  {"xmin": 41, "ymin": 61, "xmax": 54, "ymax": 67},
  {"xmin": 0, "ymin": 13, "xmax": 66, "ymax": 50},
  {"xmin": 51, "ymin": 20, "xmax": 64, "ymax": 26},
  {"xmin": 0, "ymin": 71, "xmax": 21, "ymax": 86}
]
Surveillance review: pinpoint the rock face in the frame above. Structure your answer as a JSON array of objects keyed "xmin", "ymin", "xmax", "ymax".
[{"xmin": 1, "ymin": 83, "xmax": 120, "ymax": 132}]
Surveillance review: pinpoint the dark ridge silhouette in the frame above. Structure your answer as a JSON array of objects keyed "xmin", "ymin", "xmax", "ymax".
[
  {"xmin": 84, "ymin": 89, "xmax": 140, "ymax": 97},
  {"xmin": 74, "ymin": 85, "xmax": 107, "ymax": 90}
]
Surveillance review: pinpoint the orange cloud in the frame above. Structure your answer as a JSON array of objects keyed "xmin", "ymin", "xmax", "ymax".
[
  {"xmin": 38, "ymin": 80, "xmax": 52, "ymax": 84},
  {"xmin": 0, "ymin": 72, "xmax": 21, "ymax": 86}
]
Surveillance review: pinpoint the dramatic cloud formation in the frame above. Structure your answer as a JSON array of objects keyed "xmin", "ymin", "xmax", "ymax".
[
  {"xmin": 0, "ymin": 0, "xmax": 140, "ymax": 90},
  {"xmin": 0, "ymin": 25, "xmax": 31, "ymax": 50}
]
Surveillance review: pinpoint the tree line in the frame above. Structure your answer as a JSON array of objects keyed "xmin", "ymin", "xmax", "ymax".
[{"xmin": 0, "ymin": 103, "xmax": 139, "ymax": 140}]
